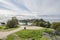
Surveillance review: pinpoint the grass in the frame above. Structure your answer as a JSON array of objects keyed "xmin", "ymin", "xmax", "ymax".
[
  {"xmin": 0, "ymin": 25, "xmax": 18, "ymax": 31},
  {"xmin": 40, "ymin": 36, "xmax": 50, "ymax": 40},
  {"xmin": 6, "ymin": 35, "xmax": 15, "ymax": 40},
  {"xmin": 0, "ymin": 25, "xmax": 6, "ymax": 31},
  {"xmin": 16, "ymin": 30, "xmax": 43, "ymax": 39},
  {"xmin": 6, "ymin": 28, "xmax": 53, "ymax": 40}
]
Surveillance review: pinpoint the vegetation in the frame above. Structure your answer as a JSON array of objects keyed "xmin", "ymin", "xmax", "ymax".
[
  {"xmin": 51, "ymin": 22, "xmax": 60, "ymax": 32},
  {"xmin": 0, "ymin": 17, "xmax": 60, "ymax": 40},
  {"xmin": 32, "ymin": 19, "xmax": 51, "ymax": 28},
  {"xmin": 40, "ymin": 36, "xmax": 49, "ymax": 40},
  {"xmin": 0, "ymin": 25, "xmax": 6, "ymax": 31},
  {"xmin": 20, "ymin": 20, "xmax": 28, "ymax": 25},
  {"xmin": 0, "ymin": 25, "xmax": 17, "ymax": 31},
  {"xmin": 0, "ymin": 17, "xmax": 19, "ymax": 31},
  {"xmin": 6, "ymin": 35, "xmax": 15, "ymax": 40},
  {"xmin": 6, "ymin": 17, "xmax": 19, "ymax": 28},
  {"xmin": 20, "ymin": 19, "xmax": 51, "ymax": 28},
  {"xmin": 6, "ymin": 29, "xmax": 53, "ymax": 40}
]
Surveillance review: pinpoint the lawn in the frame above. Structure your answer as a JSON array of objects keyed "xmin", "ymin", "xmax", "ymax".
[{"xmin": 6, "ymin": 28, "xmax": 53, "ymax": 40}]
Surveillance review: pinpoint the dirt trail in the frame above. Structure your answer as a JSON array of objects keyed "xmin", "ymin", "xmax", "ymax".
[{"xmin": 0, "ymin": 26, "xmax": 43, "ymax": 39}]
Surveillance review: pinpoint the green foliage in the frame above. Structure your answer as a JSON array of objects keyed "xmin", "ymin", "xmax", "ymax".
[
  {"xmin": 33, "ymin": 20, "xmax": 39, "ymax": 26},
  {"xmin": 20, "ymin": 19, "xmax": 51, "ymax": 27},
  {"xmin": 39, "ymin": 22, "xmax": 46, "ymax": 27},
  {"xmin": 56, "ymin": 26, "xmax": 60, "ymax": 32},
  {"xmin": 6, "ymin": 17, "xmax": 19, "ymax": 28},
  {"xmin": 32, "ymin": 19, "xmax": 45, "ymax": 26},
  {"xmin": 32, "ymin": 19, "xmax": 51, "ymax": 28},
  {"xmin": 46, "ymin": 22, "xmax": 51, "ymax": 28},
  {"xmin": 20, "ymin": 20, "xmax": 28, "ymax": 25},
  {"xmin": 32, "ymin": 38, "xmax": 35, "ymax": 40},
  {"xmin": 51, "ymin": 22, "xmax": 60, "ymax": 32},
  {"xmin": 24, "ymin": 20, "xmax": 28, "ymax": 25}
]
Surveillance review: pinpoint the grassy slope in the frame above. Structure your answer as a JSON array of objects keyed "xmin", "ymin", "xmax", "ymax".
[{"xmin": 6, "ymin": 28, "xmax": 53, "ymax": 40}]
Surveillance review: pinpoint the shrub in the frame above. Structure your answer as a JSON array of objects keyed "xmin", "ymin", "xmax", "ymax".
[
  {"xmin": 0, "ymin": 27, "xmax": 2, "ymax": 29},
  {"xmin": 56, "ymin": 26, "xmax": 60, "ymax": 32},
  {"xmin": 39, "ymin": 22, "xmax": 46, "ymax": 27},
  {"xmin": 51, "ymin": 22, "xmax": 60, "ymax": 32},
  {"xmin": 32, "ymin": 38, "xmax": 35, "ymax": 40},
  {"xmin": 51, "ymin": 22, "xmax": 60, "ymax": 29},
  {"xmin": 6, "ymin": 17, "xmax": 19, "ymax": 28}
]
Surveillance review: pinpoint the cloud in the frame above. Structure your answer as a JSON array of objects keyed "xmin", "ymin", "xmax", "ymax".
[
  {"xmin": 0, "ymin": 0, "xmax": 60, "ymax": 20},
  {"xmin": 24, "ymin": 0, "xmax": 60, "ymax": 15},
  {"xmin": 6, "ymin": 0, "xmax": 31, "ymax": 12}
]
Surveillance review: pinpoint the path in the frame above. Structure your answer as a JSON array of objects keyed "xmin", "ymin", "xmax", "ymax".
[{"xmin": 0, "ymin": 26, "xmax": 43, "ymax": 39}]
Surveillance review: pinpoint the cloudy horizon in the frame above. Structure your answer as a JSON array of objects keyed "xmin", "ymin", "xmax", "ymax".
[{"xmin": 0, "ymin": 0, "xmax": 60, "ymax": 22}]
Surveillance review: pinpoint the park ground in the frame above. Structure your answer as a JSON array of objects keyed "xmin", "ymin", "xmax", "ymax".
[{"xmin": 0, "ymin": 26, "xmax": 60, "ymax": 40}]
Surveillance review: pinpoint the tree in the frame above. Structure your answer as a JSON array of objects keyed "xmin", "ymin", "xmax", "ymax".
[
  {"xmin": 45, "ymin": 22, "xmax": 51, "ymax": 28},
  {"xmin": 39, "ymin": 22, "xmax": 46, "ymax": 27},
  {"xmin": 32, "ymin": 19, "xmax": 40, "ymax": 26},
  {"xmin": 23, "ymin": 20, "xmax": 28, "ymax": 25},
  {"xmin": 21, "ymin": 20, "xmax": 28, "ymax": 25},
  {"xmin": 30, "ymin": 19, "xmax": 51, "ymax": 28},
  {"xmin": 6, "ymin": 17, "xmax": 19, "ymax": 28},
  {"xmin": 40, "ymin": 19, "xmax": 45, "ymax": 22}
]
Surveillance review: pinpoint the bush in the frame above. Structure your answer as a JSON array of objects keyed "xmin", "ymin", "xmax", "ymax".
[
  {"xmin": 51, "ymin": 22, "xmax": 60, "ymax": 32},
  {"xmin": 56, "ymin": 26, "xmax": 60, "ymax": 32},
  {"xmin": 32, "ymin": 38, "xmax": 35, "ymax": 40},
  {"xmin": 51, "ymin": 22, "xmax": 60, "ymax": 29},
  {"xmin": 6, "ymin": 17, "xmax": 19, "ymax": 28},
  {"xmin": 0, "ymin": 27, "xmax": 2, "ymax": 29},
  {"xmin": 39, "ymin": 22, "xmax": 46, "ymax": 27}
]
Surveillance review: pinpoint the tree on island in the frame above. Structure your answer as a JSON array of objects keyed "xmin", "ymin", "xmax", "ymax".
[{"xmin": 32, "ymin": 19, "xmax": 51, "ymax": 28}]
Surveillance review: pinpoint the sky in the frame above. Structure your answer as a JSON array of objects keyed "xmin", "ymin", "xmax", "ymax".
[{"xmin": 0, "ymin": 0, "xmax": 60, "ymax": 21}]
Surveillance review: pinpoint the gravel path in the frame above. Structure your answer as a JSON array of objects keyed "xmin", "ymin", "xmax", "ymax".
[{"xmin": 0, "ymin": 26, "xmax": 43, "ymax": 39}]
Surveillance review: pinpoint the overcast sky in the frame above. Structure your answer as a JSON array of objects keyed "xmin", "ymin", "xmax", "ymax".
[{"xmin": 0, "ymin": 0, "xmax": 60, "ymax": 19}]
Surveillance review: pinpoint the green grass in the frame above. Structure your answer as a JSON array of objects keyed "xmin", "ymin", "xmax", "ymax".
[
  {"xmin": 6, "ymin": 28, "xmax": 53, "ymax": 40},
  {"xmin": 0, "ymin": 25, "xmax": 6, "ymax": 31},
  {"xmin": 16, "ymin": 30, "xmax": 43, "ymax": 38},
  {"xmin": 0, "ymin": 25, "xmax": 18, "ymax": 31},
  {"xmin": 6, "ymin": 35, "xmax": 15, "ymax": 40}
]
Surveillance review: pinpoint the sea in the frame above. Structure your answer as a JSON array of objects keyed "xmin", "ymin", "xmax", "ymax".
[{"xmin": 0, "ymin": 15, "xmax": 60, "ymax": 23}]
